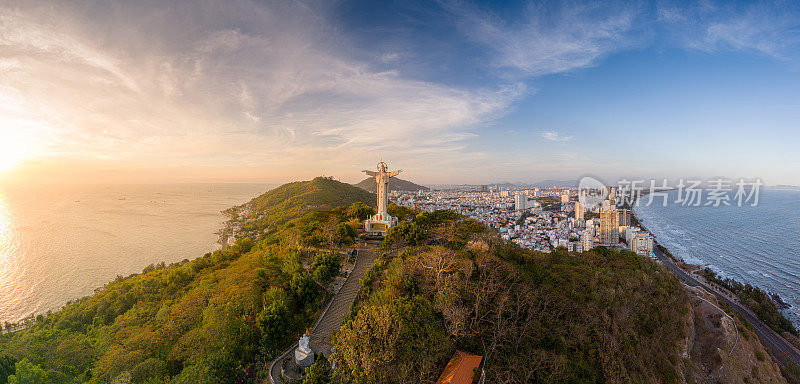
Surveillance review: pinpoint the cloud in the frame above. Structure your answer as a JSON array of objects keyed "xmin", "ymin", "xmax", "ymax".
[
  {"xmin": 657, "ymin": 1, "xmax": 800, "ymax": 58},
  {"xmin": 380, "ymin": 52, "xmax": 402, "ymax": 63},
  {"xmin": 448, "ymin": 0, "xmax": 645, "ymax": 77},
  {"xmin": 540, "ymin": 131, "xmax": 573, "ymax": 141},
  {"xmin": 0, "ymin": 0, "xmax": 521, "ymax": 181}
]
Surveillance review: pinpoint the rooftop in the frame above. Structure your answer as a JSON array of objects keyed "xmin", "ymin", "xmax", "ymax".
[{"xmin": 436, "ymin": 350, "xmax": 484, "ymax": 384}]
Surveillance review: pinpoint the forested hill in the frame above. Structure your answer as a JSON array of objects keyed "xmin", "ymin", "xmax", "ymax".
[
  {"xmin": 353, "ymin": 177, "xmax": 428, "ymax": 193},
  {"xmin": 250, "ymin": 177, "xmax": 374, "ymax": 216},
  {"xmin": 239, "ymin": 177, "xmax": 375, "ymax": 230}
]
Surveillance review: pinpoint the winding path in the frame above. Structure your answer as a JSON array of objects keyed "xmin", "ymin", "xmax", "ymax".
[{"xmin": 267, "ymin": 242, "xmax": 379, "ymax": 383}]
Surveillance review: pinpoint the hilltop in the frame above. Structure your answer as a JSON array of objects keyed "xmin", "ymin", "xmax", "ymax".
[
  {"xmin": 0, "ymin": 178, "xmax": 793, "ymax": 384},
  {"xmin": 250, "ymin": 177, "xmax": 374, "ymax": 219},
  {"xmin": 353, "ymin": 177, "xmax": 428, "ymax": 193},
  {"xmin": 230, "ymin": 177, "xmax": 375, "ymax": 234}
]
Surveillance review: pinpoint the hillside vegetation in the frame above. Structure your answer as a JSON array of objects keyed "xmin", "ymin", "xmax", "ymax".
[
  {"xmin": 0, "ymin": 178, "xmax": 786, "ymax": 384},
  {"xmin": 243, "ymin": 177, "xmax": 375, "ymax": 231},
  {"xmin": 333, "ymin": 210, "xmax": 691, "ymax": 383},
  {"xmin": 0, "ymin": 178, "xmax": 373, "ymax": 384}
]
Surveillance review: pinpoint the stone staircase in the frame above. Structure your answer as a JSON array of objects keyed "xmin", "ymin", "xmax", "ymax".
[
  {"xmin": 310, "ymin": 244, "xmax": 377, "ymax": 348},
  {"xmin": 268, "ymin": 242, "xmax": 379, "ymax": 383}
]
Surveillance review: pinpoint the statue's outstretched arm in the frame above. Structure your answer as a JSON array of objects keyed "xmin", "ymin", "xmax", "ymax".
[
  {"xmin": 363, "ymin": 170, "xmax": 378, "ymax": 177},
  {"xmin": 388, "ymin": 170, "xmax": 402, "ymax": 177}
]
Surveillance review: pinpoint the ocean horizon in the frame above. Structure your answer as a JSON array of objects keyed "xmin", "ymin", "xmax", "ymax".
[{"xmin": 0, "ymin": 182, "xmax": 276, "ymax": 324}]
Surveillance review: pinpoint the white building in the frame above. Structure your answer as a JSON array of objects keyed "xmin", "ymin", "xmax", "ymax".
[
  {"xmin": 581, "ymin": 231, "xmax": 594, "ymax": 251},
  {"xmin": 630, "ymin": 232, "xmax": 654, "ymax": 258},
  {"xmin": 625, "ymin": 227, "xmax": 641, "ymax": 245}
]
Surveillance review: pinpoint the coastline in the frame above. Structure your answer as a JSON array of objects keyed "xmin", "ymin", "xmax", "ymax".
[
  {"xmin": 631, "ymin": 202, "xmax": 796, "ymax": 317},
  {"xmin": 630, "ymin": 207, "xmax": 800, "ymax": 370},
  {"xmin": 217, "ymin": 209, "xmax": 234, "ymax": 250}
]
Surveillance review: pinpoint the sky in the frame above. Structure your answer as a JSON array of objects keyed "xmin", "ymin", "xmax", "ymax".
[{"xmin": 0, "ymin": 0, "xmax": 799, "ymax": 185}]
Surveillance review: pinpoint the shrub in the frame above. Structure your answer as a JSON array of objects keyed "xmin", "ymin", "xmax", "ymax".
[
  {"xmin": 290, "ymin": 272, "xmax": 316, "ymax": 306},
  {"xmin": 130, "ymin": 358, "xmax": 167, "ymax": 383},
  {"xmin": 332, "ymin": 223, "xmax": 357, "ymax": 246},
  {"xmin": 382, "ymin": 222, "xmax": 425, "ymax": 249},
  {"xmin": 312, "ymin": 253, "xmax": 342, "ymax": 283},
  {"xmin": 302, "ymin": 354, "xmax": 331, "ymax": 384},
  {"xmin": 348, "ymin": 202, "xmax": 375, "ymax": 221},
  {"xmin": 258, "ymin": 288, "xmax": 291, "ymax": 353}
]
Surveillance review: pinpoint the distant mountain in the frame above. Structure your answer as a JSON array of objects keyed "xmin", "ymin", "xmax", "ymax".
[
  {"xmin": 531, "ymin": 179, "xmax": 577, "ymax": 188},
  {"xmin": 354, "ymin": 177, "xmax": 429, "ymax": 193},
  {"xmin": 434, "ymin": 180, "xmax": 577, "ymax": 189},
  {"xmin": 767, "ymin": 184, "xmax": 800, "ymax": 191}
]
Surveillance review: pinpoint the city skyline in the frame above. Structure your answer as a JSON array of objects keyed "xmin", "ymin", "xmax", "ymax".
[{"xmin": 1, "ymin": 0, "xmax": 800, "ymax": 185}]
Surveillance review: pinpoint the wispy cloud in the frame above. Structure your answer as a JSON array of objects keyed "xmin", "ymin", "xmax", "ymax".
[
  {"xmin": 0, "ymin": 0, "xmax": 521, "ymax": 181},
  {"xmin": 540, "ymin": 131, "xmax": 573, "ymax": 141},
  {"xmin": 658, "ymin": 1, "xmax": 800, "ymax": 58},
  {"xmin": 448, "ymin": 0, "xmax": 645, "ymax": 77}
]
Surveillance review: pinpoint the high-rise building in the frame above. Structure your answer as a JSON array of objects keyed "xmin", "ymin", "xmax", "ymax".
[
  {"xmin": 480, "ymin": 185, "xmax": 488, "ymax": 192},
  {"xmin": 630, "ymin": 232, "xmax": 654, "ymax": 257},
  {"xmin": 515, "ymin": 192, "xmax": 527, "ymax": 211},
  {"xmin": 500, "ymin": 190, "xmax": 510, "ymax": 197},
  {"xmin": 560, "ymin": 194, "xmax": 569, "ymax": 203},
  {"xmin": 585, "ymin": 219, "xmax": 595, "ymax": 236},
  {"xmin": 574, "ymin": 201, "xmax": 584, "ymax": 221},
  {"xmin": 625, "ymin": 227, "xmax": 640, "ymax": 245},
  {"xmin": 599, "ymin": 206, "xmax": 619, "ymax": 245},
  {"xmin": 581, "ymin": 231, "xmax": 594, "ymax": 251},
  {"xmin": 618, "ymin": 209, "xmax": 630, "ymax": 227}
]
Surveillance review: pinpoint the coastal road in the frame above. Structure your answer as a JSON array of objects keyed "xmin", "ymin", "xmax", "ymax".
[
  {"xmin": 267, "ymin": 242, "xmax": 379, "ymax": 383},
  {"xmin": 652, "ymin": 244, "xmax": 800, "ymax": 368}
]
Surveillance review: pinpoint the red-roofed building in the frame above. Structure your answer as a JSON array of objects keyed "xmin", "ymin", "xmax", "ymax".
[{"xmin": 435, "ymin": 350, "xmax": 485, "ymax": 384}]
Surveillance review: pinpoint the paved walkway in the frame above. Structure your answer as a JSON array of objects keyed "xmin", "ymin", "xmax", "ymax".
[{"xmin": 268, "ymin": 242, "xmax": 379, "ymax": 383}]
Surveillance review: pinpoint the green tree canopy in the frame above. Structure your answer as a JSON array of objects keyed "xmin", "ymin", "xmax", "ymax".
[
  {"xmin": 382, "ymin": 221, "xmax": 425, "ymax": 249},
  {"xmin": 312, "ymin": 253, "xmax": 342, "ymax": 284},
  {"xmin": 302, "ymin": 354, "xmax": 331, "ymax": 384},
  {"xmin": 332, "ymin": 223, "xmax": 357, "ymax": 246},
  {"xmin": 7, "ymin": 359, "xmax": 46, "ymax": 384},
  {"xmin": 347, "ymin": 202, "xmax": 375, "ymax": 221}
]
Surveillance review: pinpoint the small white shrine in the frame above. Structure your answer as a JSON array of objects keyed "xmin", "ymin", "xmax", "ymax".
[{"xmin": 294, "ymin": 334, "xmax": 315, "ymax": 367}]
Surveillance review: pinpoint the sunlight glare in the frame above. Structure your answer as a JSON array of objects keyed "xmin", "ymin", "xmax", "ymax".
[{"xmin": 0, "ymin": 130, "xmax": 31, "ymax": 172}]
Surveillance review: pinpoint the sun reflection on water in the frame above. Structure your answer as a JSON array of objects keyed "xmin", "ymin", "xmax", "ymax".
[{"xmin": 0, "ymin": 192, "xmax": 21, "ymax": 323}]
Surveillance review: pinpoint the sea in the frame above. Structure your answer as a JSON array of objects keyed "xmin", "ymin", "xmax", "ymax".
[
  {"xmin": 634, "ymin": 188, "xmax": 800, "ymax": 328},
  {"xmin": 0, "ymin": 183, "xmax": 274, "ymax": 324}
]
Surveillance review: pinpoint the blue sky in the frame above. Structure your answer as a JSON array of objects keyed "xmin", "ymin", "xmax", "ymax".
[{"xmin": 1, "ymin": 0, "xmax": 799, "ymax": 185}]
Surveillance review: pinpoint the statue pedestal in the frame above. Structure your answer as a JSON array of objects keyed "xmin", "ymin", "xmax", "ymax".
[{"xmin": 364, "ymin": 215, "xmax": 397, "ymax": 237}]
